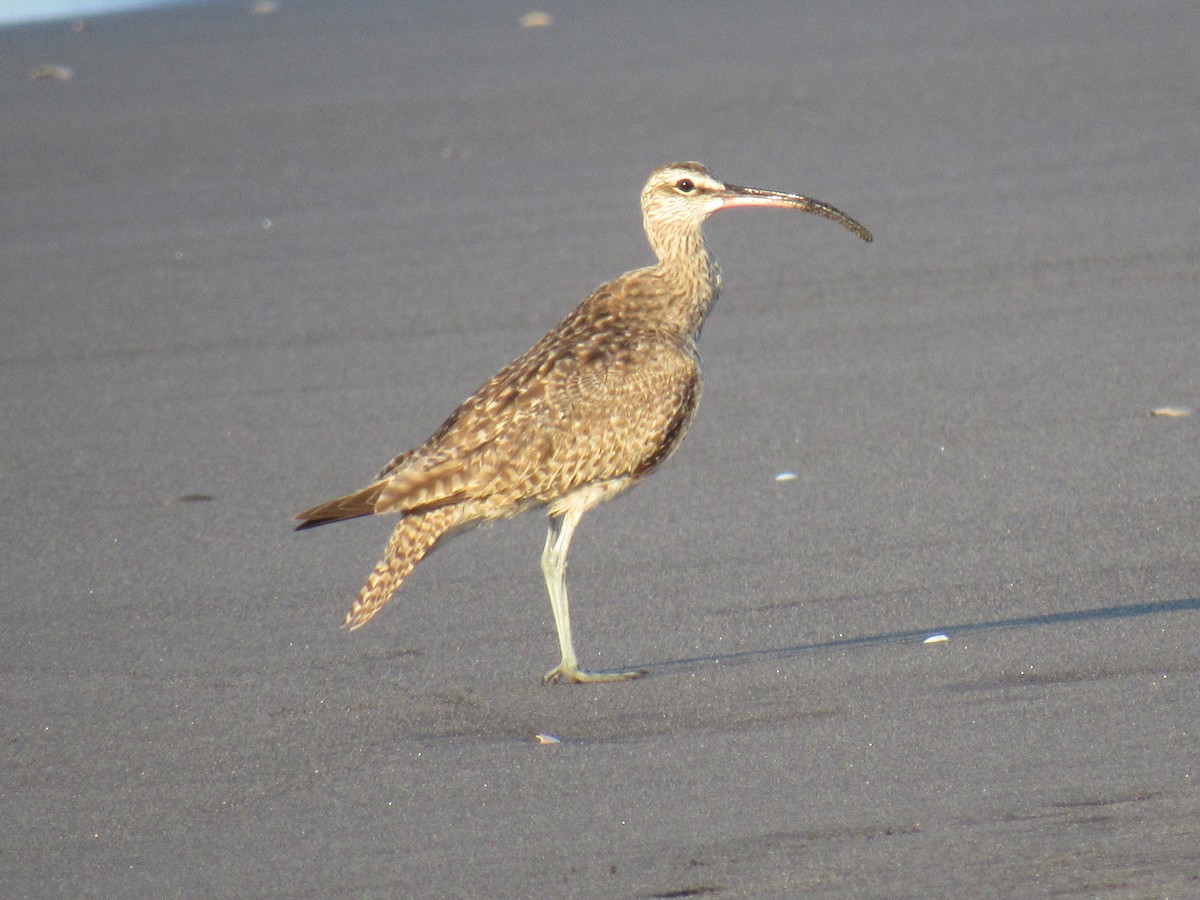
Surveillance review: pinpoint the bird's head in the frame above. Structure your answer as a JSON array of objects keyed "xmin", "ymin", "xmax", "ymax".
[{"xmin": 640, "ymin": 161, "xmax": 872, "ymax": 261}]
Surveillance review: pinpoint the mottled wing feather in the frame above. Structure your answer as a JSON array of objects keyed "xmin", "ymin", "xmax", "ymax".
[
  {"xmin": 375, "ymin": 455, "xmax": 474, "ymax": 515},
  {"xmin": 376, "ymin": 447, "xmax": 417, "ymax": 480},
  {"xmin": 299, "ymin": 268, "xmax": 703, "ymax": 530},
  {"xmin": 376, "ymin": 319, "xmax": 701, "ymax": 517}
]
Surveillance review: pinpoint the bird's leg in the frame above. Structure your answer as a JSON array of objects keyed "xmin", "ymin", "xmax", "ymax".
[{"xmin": 540, "ymin": 509, "xmax": 646, "ymax": 684}]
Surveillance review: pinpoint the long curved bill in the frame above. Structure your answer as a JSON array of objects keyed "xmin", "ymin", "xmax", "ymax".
[{"xmin": 721, "ymin": 184, "xmax": 873, "ymax": 242}]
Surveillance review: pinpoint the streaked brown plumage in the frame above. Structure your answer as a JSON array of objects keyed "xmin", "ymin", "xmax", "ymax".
[{"xmin": 296, "ymin": 162, "xmax": 872, "ymax": 683}]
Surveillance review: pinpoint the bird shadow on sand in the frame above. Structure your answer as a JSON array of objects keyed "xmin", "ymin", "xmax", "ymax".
[{"xmin": 640, "ymin": 596, "xmax": 1200, "ymax": 678}]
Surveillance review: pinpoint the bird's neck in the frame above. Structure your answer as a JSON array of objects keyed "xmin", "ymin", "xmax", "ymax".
[{"xmin": 649, "ymin": 231, "xmax": 722, "ymax": 341}]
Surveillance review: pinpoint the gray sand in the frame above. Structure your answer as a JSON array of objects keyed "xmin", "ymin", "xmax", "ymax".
[{"xmin": 3, "ymin": 1, "xmax": 1198, "ymax": 896}]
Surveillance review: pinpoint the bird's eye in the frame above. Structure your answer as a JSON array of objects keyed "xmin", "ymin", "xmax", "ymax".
[{"xmin": 674, "ymin": 178, "xmax": 695, "ymax": 193}]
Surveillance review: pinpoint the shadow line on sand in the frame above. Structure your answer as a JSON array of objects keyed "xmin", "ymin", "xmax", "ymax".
[{"xmin": 642, "ymin": 596, "xmax": 1200, "ymax": 677}]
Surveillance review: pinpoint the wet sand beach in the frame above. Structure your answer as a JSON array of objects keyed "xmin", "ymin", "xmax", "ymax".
[{"xmin": 3, "ymin": 1, "xmax": 1198, "ymax": 895}]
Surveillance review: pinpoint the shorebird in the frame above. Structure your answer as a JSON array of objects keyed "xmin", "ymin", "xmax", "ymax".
[{"xmin": 296, "ymin": 162, "xmax": 871, "ymax": 683}]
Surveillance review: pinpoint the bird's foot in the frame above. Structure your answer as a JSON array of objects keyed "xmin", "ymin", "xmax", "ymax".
[{"xmin": 542, "ymin": 662, "xmax": 647, "ymax": 685}]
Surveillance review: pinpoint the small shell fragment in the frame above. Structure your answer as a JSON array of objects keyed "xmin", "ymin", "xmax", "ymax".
[
  {"xmin": 774, "ymin": 471, "xmax": 798, "ymax": 482},
  {"xmin": 29, "ymin": 64, "xmax": 73, "ymax": 81},
  {"xmin": 923, "ymin": 633, "xmax": 948, "ymax": 644},
  {"xmin": 520, "ymin": 11, "xmax": 553, "ymax": 27},
  {"xmin": 534, "ymin": 732, "xmax": 561, "ymax": 744},
  {"xmin": 1150, "ymin": 406, "xmax": 1191, "ymax": 417}
]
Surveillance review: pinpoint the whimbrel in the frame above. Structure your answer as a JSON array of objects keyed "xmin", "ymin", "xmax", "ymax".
[{"xmin": 296, "ymin": 162, "xmax": 871, "ymax": 683}]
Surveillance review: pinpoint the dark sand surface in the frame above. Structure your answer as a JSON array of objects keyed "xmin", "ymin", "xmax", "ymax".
[{"xmin": 3, "ymin": 1, "xmax": 1198, "ymax": 896}]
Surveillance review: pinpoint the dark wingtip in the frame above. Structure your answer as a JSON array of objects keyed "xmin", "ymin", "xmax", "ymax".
[
  {"xmin": 293, "ymin": 481, "xmax": 388, "ymax": 531},
  {"xmin": 293, "ymin": 508, "xmax": 374, "ymax": 531},
  {"xmin": 293, "ymin": 516, "xmax": 330, "ymax": 531}
]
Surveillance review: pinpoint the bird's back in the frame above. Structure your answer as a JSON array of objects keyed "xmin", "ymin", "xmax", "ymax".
[{"xmin": 373, "ymin": 268, "xmax": 703, "ymax": 520}]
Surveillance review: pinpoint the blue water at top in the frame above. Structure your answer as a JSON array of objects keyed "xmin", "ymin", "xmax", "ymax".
[{"xmin": 0, "ymin": 0, "xmax": 184, "ymax": 27}]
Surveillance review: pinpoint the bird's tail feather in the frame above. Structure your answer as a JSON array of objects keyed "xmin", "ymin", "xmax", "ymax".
[{"xmin": 342, "ymin": 507, "xmax": 459, "ymax": 630}]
